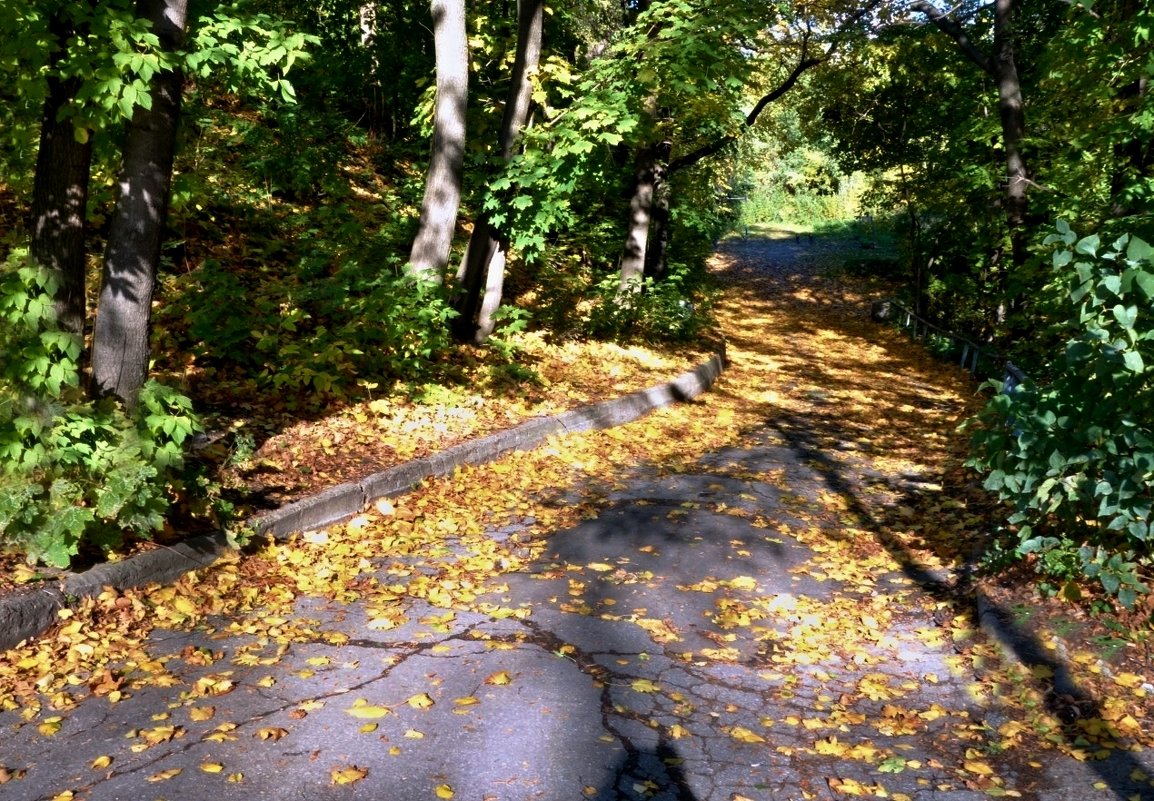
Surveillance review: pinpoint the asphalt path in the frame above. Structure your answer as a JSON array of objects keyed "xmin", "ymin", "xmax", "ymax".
[{"xmin": 3, "ymin": 231, "xmax": 1152, "ymax": 801}]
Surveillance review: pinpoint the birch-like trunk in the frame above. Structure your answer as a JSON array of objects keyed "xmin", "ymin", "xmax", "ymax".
[
  {"xmin": 452, "ymin": 0, "xmax": 543, "ymax": 343},
  {"xmin": 407, "ymin": 0, "xmax": 468, "ymax": 283}
]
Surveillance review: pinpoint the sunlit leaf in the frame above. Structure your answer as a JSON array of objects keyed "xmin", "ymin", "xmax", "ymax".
[{"xmin": 330, "ymin": 765, "xmax": 368, "ymax": 785}]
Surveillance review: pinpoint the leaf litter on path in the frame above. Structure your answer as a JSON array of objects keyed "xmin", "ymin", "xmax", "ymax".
[{"xmin": 1, "ymin": 231, "xmax": 1152, "ymax": 800}]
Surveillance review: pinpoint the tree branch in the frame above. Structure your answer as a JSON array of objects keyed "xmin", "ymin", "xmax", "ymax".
[
  {"xmin": 907, "ymin": 0, "xmax": 993, "ymax": 74},
  {"xmin": 668, "ymin": 37, "xmax": 824, "ymax": 174}
]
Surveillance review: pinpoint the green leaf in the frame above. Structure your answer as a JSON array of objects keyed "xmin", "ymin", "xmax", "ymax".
[
  {"xmin": 1113, "ymin": 304, "xmax": 1138, "ymax": 330},
  {"xmin": 1126, "ymin": 236, "xmax": 1153, "ymax": 263}
]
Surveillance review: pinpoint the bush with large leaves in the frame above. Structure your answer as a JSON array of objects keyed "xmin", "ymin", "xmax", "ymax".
[
  {"xmin": 967, "ymin": 222, "xmax": 1153, "ymax": 608},
  {"xmin": 0, "ymin": 253, "xmax": 200, "ymax": 567}
]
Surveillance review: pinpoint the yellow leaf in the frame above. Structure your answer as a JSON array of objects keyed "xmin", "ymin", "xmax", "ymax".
[
  {"xmin": 587, "ymin": 562, "xmax": 614, "ymax": 572},
  {"xmin": 727, "ymin": 576, "xmax": 758, "ymax": 590},
  {"xmin": 454, "ymin": 696, "xmax": 480, "ymax": 707},
  {"xmin": 200, "ymin": 762, "xmax": 225, "ymax": 773},
  {"xmin": 668, "ymin": 724, "xmax": 689, "ymax": 739},
  {"xmin": 254, "ymin": 727, "xmax": 289, "ymax": 741},
  {"xmin": 51, "ymin": 793, "xmax": 74, "ymax": 801},
  {"xmin": 726, "ymin": 726, "xmax": 765, "ymax": 744},
  {"xmin": 485, "ymin": 671, "xmax": 512, "ymax": 686},
  {"xmin": 256, "ymin": 675, "xmax": 277, "ymax": 688},
  {"xmin": 38, "ymin": 717, "xmax": 63, "ymax": 737},
  {"xmin": 147, "ymin": 767, "xmax": 183, "ymax": 782},
  {"xmin": 964, "ymin": 760, "xmax": 994, "ymax": 776},
  {"xmin": 359, "ymin": 723, "xmax": 379, "ymax": 733},
  {"xmin": 631, "ymin": 678, "xmax": 659, "ymax": 693},
  {"xmin": 330, "ymin": 765, "xmax": 368, "ymax": 785},
  {"xmin": 1114, "ymin": 673, "xmax": 1143, "ymax": 688},
  {"xmin": 815, "ymin": 737, "xmax": 847, "ymax": 756},
  {"xmin": 346, "ymin": 702, "xmax": 392, "ymax": 719},
  {"xmin": 189, "ymin": 706, "xmax": 216, "ymax": 722},
  {"xmin": 404, "ymin": 729, "xmax": 425, "ymax": 739},
  {"xmin": 306, "ymin": 656, "xmax": 331, "ymax": 667},
  {"xmin": 227, "ymin": 773, "xmax": 244, "ymax": 783},
  {"xmin": 435, "ymin": 784, "xmax": 455, "ymax": 799},
  {"xmin": 91, "ymin": 755, "xmax": 113, "ymax": 769},
  {"xmin": 407, "ymin": 693, "xmax": 435, "ymax": 709}
]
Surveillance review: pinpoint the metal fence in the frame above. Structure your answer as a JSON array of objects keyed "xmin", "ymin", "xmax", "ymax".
[{"xmin": 877, "ymin": 298, "xmax": 1027, "ymax": 389}]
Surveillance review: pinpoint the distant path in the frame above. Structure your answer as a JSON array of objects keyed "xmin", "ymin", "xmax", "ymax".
[{"xmin": 3, "ymin": 229, "xmax": 1152, "ymax": 801}]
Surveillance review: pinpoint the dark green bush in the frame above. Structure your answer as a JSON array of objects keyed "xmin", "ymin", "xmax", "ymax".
[{"xmin": 966, "ymin": 223, "xmax": 1153, "ymax": 607}]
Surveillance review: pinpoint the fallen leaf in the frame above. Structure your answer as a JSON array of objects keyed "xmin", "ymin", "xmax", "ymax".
[
  {"xmin": 255, "ymin": 727, "xmax": 289, "ymax": 741},
  {"xmin": 407, "ymin": 693, "xmax": 435, "ymax": 709},
  {"xmin": 330, "ymin": 765, "xmax": 368, "ymax": 785},
  {"xmin": 147, "ymin": 767, "xmax": 182, "ymax": 782}
]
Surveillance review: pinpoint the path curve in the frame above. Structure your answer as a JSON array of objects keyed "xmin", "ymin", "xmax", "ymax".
[{"xmin": 2, "ymin": 231, "xmax": 1152, "ymax": 801}]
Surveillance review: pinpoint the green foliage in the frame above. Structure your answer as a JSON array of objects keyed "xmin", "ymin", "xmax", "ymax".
[
  {"xmin": 588, "ymin": 264, "xmax": 713, "ymax": 344},
  {"xmin": 186, "ymin": 4, "xmax": 316, "ymax": 104},
  {"xmin": 176, "ymin": 249, "xmax": 457, "ymax": 400},
  {"xmin": 966, "ymin": 224, "xmax": 1154, "ymax": 607},
  {"xmin": 0, "ymin": 252, "xmax": 201, "ymax": 567}
]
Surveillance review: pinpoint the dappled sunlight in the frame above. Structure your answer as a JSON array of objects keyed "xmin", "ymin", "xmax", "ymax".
[{"xmin": 1, "ymin": 233, "xmax": 1151, "ymax": 800}]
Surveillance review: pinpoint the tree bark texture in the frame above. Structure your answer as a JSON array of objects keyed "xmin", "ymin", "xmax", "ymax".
[
  {"xmin": 644, "ymin": 143, "xmax": 672, "ymax": 282},
  {"xmin": 452, "ymin": 0, "xmax": 543, "ymax": 343},
  {"xmin": 90, "ymin": 0, "xmax": 187, "ymax": 411},
  {"xmin": 407, "ymin": 0, "xmax": 468, "ymax": 283},
  {"xmin": 30, "ymin": 8, "xmax": 95, "ymax": 343},
  {"xmin": 618, "ymin": 145, "xmax": 658, "ymax": 291}
]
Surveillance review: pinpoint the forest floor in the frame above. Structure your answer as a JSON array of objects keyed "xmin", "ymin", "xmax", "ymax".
[{"xmin": 1, "ymin": 225, "xmax": 1152, "ymax": 799}]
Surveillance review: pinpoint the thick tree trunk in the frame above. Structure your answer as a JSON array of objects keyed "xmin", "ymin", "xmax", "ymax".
[
  {"xmin": 452, "ymin": 0, "xmax": 543, "ymax": 343},
  {"xmin": 90, "ymin": 0, "xmax": 187, "ymax": 411},
  {"xmin": 30, "ymin": 8, "xmax": 95, "ymax": 344},
  {"xmin": 407, "ymin": 0, "xmax": 468, "ymax": 283}
]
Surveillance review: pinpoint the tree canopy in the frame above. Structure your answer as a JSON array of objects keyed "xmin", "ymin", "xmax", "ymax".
[{"xmin": 0, "ymin": 0, "xmax": 1151, "ymax": 607}]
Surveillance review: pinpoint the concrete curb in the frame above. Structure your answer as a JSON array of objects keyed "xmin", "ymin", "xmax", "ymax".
[{"xmin": 0, "ymin": 346, "xmax": 726, "ymax": 651}]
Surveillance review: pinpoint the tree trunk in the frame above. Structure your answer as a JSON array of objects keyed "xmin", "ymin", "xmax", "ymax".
[
  {"xmin": 452, "ymin": 0, "xmax": 543, "ymax": 343},
  {"xmin": 618, "ymin": 145, "xmax": 658, "ymax": 292},
  {"xmin": 644, "ymin": 157, "xmax": 671, "ymax": 283},
  {"xmin": 30, "ymin": 7, "xmax": 95, "ymax": 344},
  {"xmin": 911, "ymin": 0, "xmax": 1029, "ymax": 309},
  {"xmin": 992, "ymin": 0, "xmax": 1028, "ymax": 280},
  {"xmin": 407, "ymin": 0, "xmax": 468, "ymax": 283},
  {"xmin": 89, "ymin": 0, "xmax": 187, "ymax": 411}
]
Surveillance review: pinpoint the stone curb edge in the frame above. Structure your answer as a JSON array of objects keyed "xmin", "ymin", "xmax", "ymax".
[{"xmin": 0, "ymin": 345, "xmax": 726, "ymax": 651}]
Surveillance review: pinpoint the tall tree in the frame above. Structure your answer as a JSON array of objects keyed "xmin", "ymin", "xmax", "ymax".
[
  {"xmin": 407, "ymin": 0, "xmax": 469, "ymax": 283},
  {"xmin": 90, "ymin": 0, "xmax": 188, "ymax": 410},
  {"xmin": 29, "ymin": 4, "xmax": 95, "ymax": 343},
  {"xmin": 452, "ymin": 0, "xmax": 543, "ymax": 343},
  {"xmin": 910, "ymin": 0, "xmax": 1030, "ymax": 285}
]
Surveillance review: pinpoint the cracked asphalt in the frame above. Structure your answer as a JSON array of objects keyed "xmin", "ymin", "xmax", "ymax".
[
  {"xmin": 7, "ymin": 427, "xmax": 1152, "ymax": 800},
  {"xmin": 4, "ymin": 233, "xmax": 1153, "ymax": 801}
]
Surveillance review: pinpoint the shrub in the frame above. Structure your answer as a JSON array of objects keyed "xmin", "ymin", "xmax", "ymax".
[
  {"xmin": 587, "ymin": 264, "xmax": 714, "ymax": 344},
  {"xmin": 0, "ymin": 252, "xmax": 201, "ymax": 567},
  {"xmin": 966, "ymin": 222, "xmax": 1153, "ymax": 607}
]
